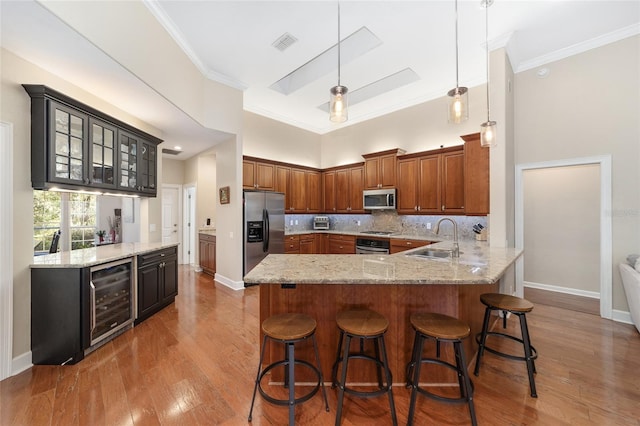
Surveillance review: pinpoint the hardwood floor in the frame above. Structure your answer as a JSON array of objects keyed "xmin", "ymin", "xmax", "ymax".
[{"xmin": 2, "ymin": 265, "xmax": 639, "ymax": 425}]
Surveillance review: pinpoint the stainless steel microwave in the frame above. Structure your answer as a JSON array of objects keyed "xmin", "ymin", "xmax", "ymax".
[{"xmin": 363, "ymin": 188, "xmax": 396, "ymax": 210}]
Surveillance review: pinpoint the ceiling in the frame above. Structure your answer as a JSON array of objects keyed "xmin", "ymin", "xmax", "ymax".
[{"xmin": 2, "ymin": 1, "xmax": 639, "ymax": 159}]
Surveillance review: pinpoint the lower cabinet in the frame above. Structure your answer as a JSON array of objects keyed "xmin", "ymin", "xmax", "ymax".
[
  {"xmin": 285, "ymin": 234, "xmax": 301, "ymax": 253},
  {"xmin": 389, "ymin": 238, "xmax": 433, "ymax": 254},
  {"xmin": 328, "ymin": 234, "xmax": 356, "ymax": 254},
  {"xmin": 137, "ymin": 246, "xmax": 178, "ymax": 324},
  {"xmin": 199, "ymin": 233, "xmax": 216, "ymax": 276}
]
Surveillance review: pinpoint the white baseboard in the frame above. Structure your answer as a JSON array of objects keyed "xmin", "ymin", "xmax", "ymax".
[
  {"xmin": 12, "ymin": 351, "xmax": 32, "ymax": 376},
  {"xmin": 612, "ymin": 310, "xmax": 633, "ymax": 325},
  {"xmin": 214, "ymin": 273, "xmax": 244, "ymax": 291},
  {"xmin": 524, "ymin": 281, "xmax": 599, "ymax": 299}
]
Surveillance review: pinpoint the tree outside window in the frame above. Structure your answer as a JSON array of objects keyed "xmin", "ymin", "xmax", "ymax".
[{"xmin": 33, "ymin": 191, "xmax": 97, "ymax": 253}]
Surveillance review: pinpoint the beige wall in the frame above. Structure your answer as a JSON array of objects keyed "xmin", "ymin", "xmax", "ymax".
[
  {"xmin": 319, "ymin": 85, "xmax": 486, "ymax": 168},
  {"xmin": 523, "ymin": 165, "xmax": 601, "ymax": 292},
  {"xmin": 162, "ymin": 158, "xmax": 185, "ymax": 184},
  {"xmin": 196, "ymin": 154, "xmax": 217, "ymax": 229},
  {"xmin": 243, "ymin": 111, "xmax": 322, "ymax": 168},
  {"xmin": 515, "ymin": 35, "xmax": 640, "ymax": 311},
  {"xmin": 0, "ymin": 48, "xmax": 163, "ymax": 358}
]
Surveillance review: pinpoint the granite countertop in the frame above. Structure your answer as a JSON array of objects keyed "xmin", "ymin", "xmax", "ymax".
[
  {"xmin": 31, "ymin": 242, "xmax": 180, "ymax": 268},
  {"xmin": 199, "ymin": 228, "xmax": 216, "ymax": 236},
  {"xmin": 243, "ymin": 241, "xmax": 523, "ymax": 285}
]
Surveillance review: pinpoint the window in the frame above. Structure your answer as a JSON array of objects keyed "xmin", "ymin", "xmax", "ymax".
[{"xmin": 33, "ymin": 191, "xmax": 97, "ymax": 253}]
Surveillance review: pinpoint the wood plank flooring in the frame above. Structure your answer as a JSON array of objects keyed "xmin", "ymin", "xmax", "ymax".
[{"xmin": 1, "ymin": 265, "xmax": 639, "ymax": 425}]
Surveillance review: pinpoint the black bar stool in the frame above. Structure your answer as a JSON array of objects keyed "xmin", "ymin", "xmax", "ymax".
[
  {"xmin": 406, "ymin": 312, "xmax": 476, "ymax": 426},
  {"xmin": 474, "ymin": 293, "xmax": 538, "ymax": 397},
  {"xmin": 248, "ymin": 313, "xmax": 329, "ymax": 425},
  {"xmin": 331, "ymin": 309, "xmax": 397, "ymax": 426}
]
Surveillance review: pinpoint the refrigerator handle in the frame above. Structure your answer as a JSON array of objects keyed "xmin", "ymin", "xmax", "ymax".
[{"xmin": 263, "ymin": 209, "xmax": 270, "ymax": 252}]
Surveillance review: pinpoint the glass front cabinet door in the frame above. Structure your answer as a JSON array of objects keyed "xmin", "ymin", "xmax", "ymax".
[
  {"xmin": 89, "ymin": 118, "xmax": 117, "ymax": 189},
  {"xmin": 50, "ymin": 101, "xmax": 88, "ymax": 185},
  {"xmin": 139, "ymin": 140, "xmax": 157, "ymax": 194},
  {"xmin": 118, "ymin": 130, "xmax": 139, "ymax": 192}
]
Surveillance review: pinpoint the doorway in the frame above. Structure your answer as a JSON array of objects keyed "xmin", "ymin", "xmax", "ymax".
[
  {"xmin": 162, "ymin": 185, "xmax": 181, "ymax": 248},
  {"xmin": 515, "ymin": 156, "xmax": 612, "ymax": 319},
  {"xmin": 183, "ymin": 184, "xmax": 196, "ymax": 266},
  {"xmin": 1, "ymin": 122, "xmax": 14, "ymax": 380}
]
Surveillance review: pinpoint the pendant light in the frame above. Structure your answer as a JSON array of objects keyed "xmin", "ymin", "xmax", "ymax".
[
  {"xmin": 480, "ymin": 0, "xmax": 496, "ymax": 147},
  {"xmin": 329, "ymin": 2, "xmax": 348, "ymax": 123},
  {"xmin": 447, "ymin": 0, "xmax": 468, "ymax": 124}
]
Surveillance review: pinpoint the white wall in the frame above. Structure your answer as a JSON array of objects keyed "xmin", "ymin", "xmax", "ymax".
[{"xmin": 515, "ymin": 35, "xmax": 640, "ymax": 311}]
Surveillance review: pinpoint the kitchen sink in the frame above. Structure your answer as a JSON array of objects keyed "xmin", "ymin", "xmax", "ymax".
[{"xmin": 405, "ymin": 248, "xmax": 460, "ymax": 259}]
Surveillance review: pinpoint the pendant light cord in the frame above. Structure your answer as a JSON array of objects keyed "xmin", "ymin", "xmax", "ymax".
[
  {"xmin": 337, "ymin": 2, "xmax": 341, "ymax": 86},
  {"xmin": 454, "ymin": 0, "xmax": 459, "ymax": 89},
  {"xmin": 485, "ymin": 1, "xmax": 490, "ymax": 121}
]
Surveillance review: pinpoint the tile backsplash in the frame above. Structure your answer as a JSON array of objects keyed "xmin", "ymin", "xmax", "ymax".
[{"xmin": 285, "ymin": 210, "xmax": 487, "ymax": 242}]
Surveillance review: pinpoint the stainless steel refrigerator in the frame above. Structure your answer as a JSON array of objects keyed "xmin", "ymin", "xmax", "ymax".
[{"xmin": 243, "ymin": 190, "xmax": 285, "ymax": 277}]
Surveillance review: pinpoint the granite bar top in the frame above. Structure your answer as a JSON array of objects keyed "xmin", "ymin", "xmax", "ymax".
[
  {"xmin": 31, "ymin": 242, "xmax": 180, "ymax": 268},
  {"xmin": 244, "ymin": 241, "xmax": 522, "ymax": 285},
  {"xmin": 285, "ymin": 229, "xmax": 443, "ymax": 242}
]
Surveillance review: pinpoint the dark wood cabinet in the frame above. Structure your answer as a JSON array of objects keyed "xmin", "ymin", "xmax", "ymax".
[
  {"xmin": 389, "ymin": 238, "xmax": 433, "ymax": 254},
  {"xmin": 137, "ymin": 246, "xmax": 178, "ymax": 324},
  {"xmin": 276, "ymin": 165, "xmax": 291, "ymax": 211},
  {"xmin": 462, "ymin": 133, "xmax": 490, "ymax": 215},
  {"xmin": 322, "ymin": 170, "xmax": 337, "ymax": 212},
  {"xmin": 23, "ymin": 84, "xmax": 161, "ymax": 196},
  {"xmin": 441, "ymin": 150, "xmax": 465, "ymax": 213},
  {"xmin": 243, "ymin": 160, "xmax": 275, "ymax": 190},
  {"xmin": 285, "ymin": 234, "xmax": 301, "ymax": 253},
  {"xmin": 363, "ymin": 149, "xmax": 403, "ymax": 189},
  {"xmin": 289, "ymin": 168, "xmax": 321, "ymax": 213},
  {"xmin": 299, "ymin": 234, "xmax": 317, "ymax": 254},
  {"xmin": 327, "ymin": 234, "xmax": 356, "ymax": 254},
  {"xmin": 335, "ymin": 165, "xmax": 365, "ymax": 213},
  {"xmin": 199, "ymin": 233, "xmax": 216, "ymax": 276}
]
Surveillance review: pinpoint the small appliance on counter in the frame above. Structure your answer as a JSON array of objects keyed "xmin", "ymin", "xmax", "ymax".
[{"xmin": 313, "ymin": 215, "xmax": 330, "ymax": 230}]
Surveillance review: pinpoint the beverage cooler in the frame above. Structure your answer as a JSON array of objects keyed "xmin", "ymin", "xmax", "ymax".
[{"xmin": 31, "ymin": 257, "xmax": 135, "ymax": 365}]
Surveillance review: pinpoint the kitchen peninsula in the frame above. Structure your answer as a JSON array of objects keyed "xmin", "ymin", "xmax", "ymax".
[{"xmin": 244, "ymin": 241, "xmax": 523, "ymax": 384}]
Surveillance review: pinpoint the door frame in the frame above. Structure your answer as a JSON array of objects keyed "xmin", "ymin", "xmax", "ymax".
[
  {"xmin": 515, "ymin": 155, "xmax": 612, "ymax": 319},
  {"xmin": 183, "ymin": 183, "xmax": 197, "ymax": 265},
  {"xmin": 1, "ymin": 122, "xmax": 14, "ymax": 380}
]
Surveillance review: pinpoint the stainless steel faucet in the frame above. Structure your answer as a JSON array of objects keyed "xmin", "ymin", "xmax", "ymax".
[{"xmin": 434, "ymin": 217, "xmax": 460, "ymax": 257}]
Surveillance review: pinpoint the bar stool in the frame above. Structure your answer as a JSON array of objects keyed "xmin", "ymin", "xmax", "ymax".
[
  {"xmin": 248, "ymin": 313, "xmax": 329, "ymax": 425},
  {"xmin": 406, "ymin": 312, "xmax": 476, "ymax": 426},
  {"xmin": 474, "ymin": 293, "xmax": 538, "ymax": 397},
  {"xmin": 331, "ymin": 309, "xmax": 397, "ymax": 426}
]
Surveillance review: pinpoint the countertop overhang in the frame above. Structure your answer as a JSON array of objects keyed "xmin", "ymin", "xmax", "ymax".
[
  {"xmin": 244, "ymin": 241, "xmax": 523, "ymax": 285},
  {"xmin": 31, "ymin": 242, "xmax": 180, "ymax": 268}
]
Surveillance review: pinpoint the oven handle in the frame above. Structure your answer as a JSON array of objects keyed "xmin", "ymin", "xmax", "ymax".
[
  {"xmin": 89, "ymin": 280, "xmax": 96, "ymax": 334},
  {"xmin": 356, "ymin": 246, "xmax": 390, "ymax": 254}
]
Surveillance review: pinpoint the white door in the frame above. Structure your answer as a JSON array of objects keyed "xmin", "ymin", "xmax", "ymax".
[{"xmin": 162, "ymin": 186, "xmax": 180, "ymax": 244}]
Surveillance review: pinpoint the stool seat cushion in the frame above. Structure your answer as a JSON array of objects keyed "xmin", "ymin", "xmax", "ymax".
[
  {"xmin": 262, "ymin": 313, "xmax": 316, "ymax": 340},
  {"xmin": 480, "ymin": 293, "xmax": 533, "ymax": 313},
  {"xmin": 410, "ymin": 312, "xmax": 470, "ymax": 340},
  {"xmin": 336, "ymin": 309, "xmax": 389, "ymax": 336}
]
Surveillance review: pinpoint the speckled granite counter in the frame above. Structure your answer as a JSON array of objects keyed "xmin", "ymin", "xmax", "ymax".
[
  {"xmin": 31, "ymin": 242, "xmax": 180, "ymax": 268},
  {"xmin": 284, "ymin": 229, "xmax": 443, "ymax": 242},
  {"xmin": 198, "ymin": 228, "xmax": 216, "ymax": 236},
  {"xmin": 244, "ymin": 241, "xmax": 522, "ymax": 285}
]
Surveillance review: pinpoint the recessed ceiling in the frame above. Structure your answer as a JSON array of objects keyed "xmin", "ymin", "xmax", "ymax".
[{"xmin": 1, "ymin": 0, "xmax": 639, "ymax": 159}]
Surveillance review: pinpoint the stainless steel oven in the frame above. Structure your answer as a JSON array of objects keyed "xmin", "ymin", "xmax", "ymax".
[{"xmin": 356, "ymin": 237, "xmax": 390, "ymax": 254}]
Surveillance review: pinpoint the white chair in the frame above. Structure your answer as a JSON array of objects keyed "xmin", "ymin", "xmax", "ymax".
[{"xmin": 619, "ymin": 263, "xmax": 640, "ymax": 334}]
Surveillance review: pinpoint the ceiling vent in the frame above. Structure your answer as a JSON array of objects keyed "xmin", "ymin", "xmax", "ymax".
[
  {"xmin": 162, "ymin": 148, "xmax": 182, "ymax": 156},
  {"xmin": 272, "ymin": 33, "xmax": 298, "ymax": 52}
]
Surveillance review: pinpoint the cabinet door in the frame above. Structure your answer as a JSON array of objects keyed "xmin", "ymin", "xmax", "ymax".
[
  {"xmin": 199, "ymin": 239, "xmax": 208, "ymax": 270},
  {"xmin": 256, "ymin": 163, "xmax": 275, "ymax": 190},
  {"xmin": 289, "ymin": 169, "xmax": 307, "ymax": 212},
  {"xmin": 323, "ymin": 171, "xmax": 336, "ymax": 213},
  {"xmin": 418, "ymin": 155, "xmax": 441, "ymax": 213},
  {"xmin": 464, "ymin": 135, "xmax": 490, "ymax": 215},
  {"xmin": 380, "ymin": 154, "xmax": 397, "ymax": 188},
  {"xmin": 89, "ymin": 118, "xmax": 117, "ymax": 189},
  {"xmin": 207, "ymin": 241, "xmax": 216, "ymax": 275},
  {"xmin": 306, "ymin": 171, "xmax": 322, "ymax": 213},
  {"xmin": 364, "ymin": 157, "xmax": 380, "ymax": 189},
  {"xmin": 162, "ymin": 258, "xmax": 178, "ymax": 302},
  {"xmin": 441, "ymin": 151, "xmax": 465, "ymax": 213},
  {"xmin": 299, "ymin": 235, "xmax": 315, "ymax": 254},
  {"xmin": 397, "ymin": 158, "xmax": 418, "ymax": 213},
  {"xmin": 139, "ymin": 140, "xmax": 157, "ymax": 194},
  {"xmin": 243, "ymin": 160, "xmax": 256, "ymax": 189},
  {"xmin": 335, "ymin": 169, "xmax": 350, "ymax": 212},
  {"xmin": 49, "ymin": 101, "xmax": 88, "ymax": 185},
  {"xmin": 348, "ymin": 166, "xmax": 365, "ymax": 213},
  {"xmin": 138, "ymin": 264, "xmax": 161, "ymax": 319},
  {"xmin": 275, "ymin": 166, "xmax": 290, "ymax": 210},
  {"xmin": 118, "ymin": 131, "xmax": 139, "ymax": 192}
]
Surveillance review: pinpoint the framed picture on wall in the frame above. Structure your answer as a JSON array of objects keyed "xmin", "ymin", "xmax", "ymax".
[{"xmin": 219, "ymin": 186, "xmax": 230, "ymax": 204}]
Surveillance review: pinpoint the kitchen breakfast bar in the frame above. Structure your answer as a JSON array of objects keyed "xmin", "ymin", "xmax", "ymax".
[{"xmin": 243, "ymin": 241, "xmax": 523, "ymax": 385}]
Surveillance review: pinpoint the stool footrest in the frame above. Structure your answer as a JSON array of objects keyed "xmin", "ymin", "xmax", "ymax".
[
  {"xmin": 257, "ymin": 359, "xmax": 322, "ymax": 407},
  {"xmin": 333, "ymin": 352, "xmax": 393, "ymax": 398},
  {"xmin": 410, "ymin": 358, "xmax": 474, "ymax": 404},
  {"xmin": 474, "ymin": 332, "xmax": 538, "ymax": 363}
]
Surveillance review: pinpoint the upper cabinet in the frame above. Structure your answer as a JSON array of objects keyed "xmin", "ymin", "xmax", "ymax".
[
  {"xmin": 363, "ymin": 149, "xmax": 404, "ymax": 189},
  {"xmin": 323, "ymin": 163, "xmax": 365, "ymax": 214},
  {"xmin": 462, "ymin": 133, "xmax": 490, "ymax": 215},
  {"xmin": 24, "ymin": 85, "xmax": 162, "ymax": 197},
  {"xmin": 243, "ymin": 159, "xmax": 275, "ymax": 190}
]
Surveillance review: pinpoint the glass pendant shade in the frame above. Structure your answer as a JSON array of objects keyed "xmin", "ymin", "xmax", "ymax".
[
  {"xmin": 447, "ymin": 86, "xmax": 468, "ymax": 124},
  {"xmin": 480, "ymin": 120, "xmax": 497, "ymax": 147},
  {"xmin": 330, "ymin": 85, "xmax": 348, "ymax": 123}
]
